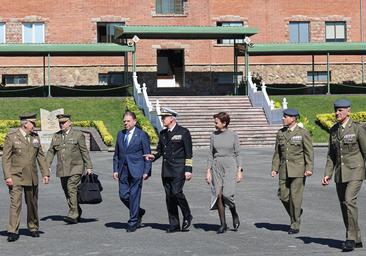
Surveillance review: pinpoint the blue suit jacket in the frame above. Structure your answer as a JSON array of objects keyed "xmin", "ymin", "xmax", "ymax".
[{"xmin": 113, "ymin": 127, "xmax": 152, "ymax": 178}]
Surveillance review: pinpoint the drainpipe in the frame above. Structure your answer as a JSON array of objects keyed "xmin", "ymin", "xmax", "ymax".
[
  {"xmin": 361, "ymin": 0, "xmax": 364, "ymax": 84},
  {"xmin": 47, "ymin": 53, "xmax": 51, "ymax": 97}
]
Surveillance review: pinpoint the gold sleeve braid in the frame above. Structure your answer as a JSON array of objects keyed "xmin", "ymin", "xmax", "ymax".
[{"xmin": 185, "ymin": 159, "xmax": 193, "ymax": 167}]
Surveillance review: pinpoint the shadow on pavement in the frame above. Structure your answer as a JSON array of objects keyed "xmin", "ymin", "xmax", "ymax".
[
  {"xmin": 78, "ymin": 218, "xmax": 98, "ymax": 223},
  {"xmin": 0, "ymin": 229, "xmax": 45, "ymax": 237},
  {"xmin": 105, "ymin": 222, "xmax": 129, "ymax": 229},
  {"xmin": 40, "ymin": 215, "xmax": 65, "ymax": 221},
  {"xmin": 40, "ymin": 215, "xmax": 98, "ymax": 223},
  {"xmin": 142, "ymin": 223, "xmax": 170, "ymax": 231},
  {"xmin": 296, "ymin": 236, "xmax": 344, "ymax": 249},
  {"xmin": 254, "ymin": 222, "xmax": 289, "ymax": 232},
  {"xmin": 193, "ymin": 223, "xmax": 220, "ymax": 232},
  {"xmin": 105, "ymin": 222, "xmax": 170, "ymax": 231}
]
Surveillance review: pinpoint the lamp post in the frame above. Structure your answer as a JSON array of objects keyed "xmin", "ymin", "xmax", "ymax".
[{"xmin": 131, "ymin": 35, "xmax": 140, "ymax": 73}]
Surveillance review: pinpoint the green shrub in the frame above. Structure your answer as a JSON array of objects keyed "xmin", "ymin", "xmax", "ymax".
[
  {"xmin": 298, "ymin": 116, "xmax": 316, "ymax": 136},
  {"xmin": 0, "ymin": 120, "xmax": 113, "ymax": 149},
  {"xmin": 316, "ymin": 111, "xmax": 366, "ymax": 130}
]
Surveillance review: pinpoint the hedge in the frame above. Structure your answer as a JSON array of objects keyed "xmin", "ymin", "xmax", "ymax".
[
  {"xmin": 316, "ymin": 111, "xmax": 366, "ymax": 130},
  {"xmin": 0, "ymin": 120, "xmax": 113, "ymax": 149}
]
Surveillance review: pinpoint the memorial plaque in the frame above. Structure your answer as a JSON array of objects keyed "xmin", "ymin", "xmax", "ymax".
[
  {"xmin": 39, "ymin": 108, "xmax": 64, "ymax": 151},
  {"xmin": 40, "ymin": 108, "xmax": 64, "ymax": 131}
]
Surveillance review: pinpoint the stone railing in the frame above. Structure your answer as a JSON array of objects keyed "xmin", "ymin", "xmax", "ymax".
[
  {"xmin": 132, "ymin": 72, "xmax": 163, "ymax": 131},
  {"xmin": 247, "ymin": 73, "xmax": 287, "ymax": 125}
]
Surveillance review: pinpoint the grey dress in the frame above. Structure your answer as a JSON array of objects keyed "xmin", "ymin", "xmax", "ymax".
[{"xmin": 207, "ymin": 129, "xmax": 242, "ymax": 210}]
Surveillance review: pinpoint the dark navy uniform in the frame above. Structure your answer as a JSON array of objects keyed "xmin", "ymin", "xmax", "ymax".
[{"xmin": 154, "ymin": 124, "xmax": 193, "ymax": 229}]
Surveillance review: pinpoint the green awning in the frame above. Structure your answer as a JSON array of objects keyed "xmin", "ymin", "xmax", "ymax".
[
  {"xmin": 246, "ymin": 42, "xmax": 366, "ymax": 56},
  {"xmin": 0, "ymin": 43, "xmax": 135, "ymax": 56},
  {"xmin": 115, "ymin": 25, "xmax": 258, "ymax": 40}
]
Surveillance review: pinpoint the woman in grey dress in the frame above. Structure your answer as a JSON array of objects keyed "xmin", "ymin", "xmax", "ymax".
[{"xmin": 206, "ymin": 112, "xmax": 243, "ymax": 234}]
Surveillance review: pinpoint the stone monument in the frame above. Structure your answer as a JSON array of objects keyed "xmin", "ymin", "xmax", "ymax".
[{"xmin": 38, "ymin": 108, "xmax": 64, "ymax": 151}]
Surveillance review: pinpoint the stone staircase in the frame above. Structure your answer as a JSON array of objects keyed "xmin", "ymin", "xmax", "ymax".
[{"xmin": 149, "ymin": 96, "xmax": 281, "ymax": 147}]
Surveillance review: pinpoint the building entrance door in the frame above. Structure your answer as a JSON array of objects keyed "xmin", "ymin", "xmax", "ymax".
[{"xmin": 157, "ymin": 49, "xmax": 184, "ymax": 88}]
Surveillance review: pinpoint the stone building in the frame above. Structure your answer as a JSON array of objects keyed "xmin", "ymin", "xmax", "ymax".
[{"xmin": 0, "ymin": 0, "xmax": 365, "ymax": 95}]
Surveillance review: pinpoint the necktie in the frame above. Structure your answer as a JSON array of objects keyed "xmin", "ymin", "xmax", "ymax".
[
  {"xmin": 339, "ymin": 126, "xmax": 344, "ymax": 137},
  {"xmin": 25, "ymin": 134, "xmax": 30, "ymax": 143},
  {"xmin": 124, "ymin": 132, "xmax": 129, "ymax": 148}
]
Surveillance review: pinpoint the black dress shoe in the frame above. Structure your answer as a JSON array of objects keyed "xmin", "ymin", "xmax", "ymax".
[
  {"xmin": 7, "ymin": 233, "xmax": 19, "ymax": 242},
  {"xmin": 182, "ymin": 215, "xmax": 193, "ymax": 231},
  {"xmin": 166, "ymin": 226, "xmax": 180, "ymax": 233},
  {"xmin": 342, "ymin": 240, "xmax": 355, "ymax": 251},
  {"xmin": 31, "ymin": 231, "xmax": 40, "ymax": 237},
  {"xmin": 64, "ymin": 216, "xmax": 78, "ymax": 224},
  {"xmin": 355, "ymin": 242, "xmax": 363, "ymax": 248},
  {"xmin": 126, "ymin": 225, "xmax": 138, "ymax": 233},
  {"xmin": 288, "ymin": 228, "xmax": 299, "ymax": 234},
  {"xmin": 137, "ymin": 209, "xmax": 146, "ymax": 227},
  {"xmin": 216, "ymin": 224, "xmax": 227, "ymax": 234}
]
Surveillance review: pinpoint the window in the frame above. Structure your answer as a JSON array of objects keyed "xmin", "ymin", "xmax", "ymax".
[
  {"xmin": 23, "ymin": 23, "xmax": 44, "ymax": 43},
  {"xmin": 214, "ymin": 72, "xmax": 242, "ymax": 85},
  {"xmin": 217, "ymin": 22, "xmax": 244, "ymax": 44},
  {"xmin": 98, "ymin": 72, "xmax": 125, "ymax": 86},
  {"xmin": 156, "ymin": 0, "xmax": 183, "ymax": 14},
  {"xmin": 98, "ymin": 74, "xmax": 108, "ymax": 85},
  {"xmin": 97, "ymin": 22, "xmax": 124, "ymax": 43},
  {"xmin": 307, "ymin": 71, "xmax": 330, "ymax": 82},
  {"xmin": 0, "ymin": 23, "xmax": 5, "ymax": 43},
  {"xmin": 289, "ymin": 22, "xmax": 309, "ymax": 43},
  {"xmin": 2, "ymin": 74, "xmax": 28, "ymax": 85},
  {"xmin": 325, "ymin": 22, "xmax": 346, "ymax": 42}
]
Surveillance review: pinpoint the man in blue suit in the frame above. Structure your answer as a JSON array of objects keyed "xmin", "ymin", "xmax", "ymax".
[{"xmin": 113, "ymin": 111, "xmax": 152, "ymax": 232}]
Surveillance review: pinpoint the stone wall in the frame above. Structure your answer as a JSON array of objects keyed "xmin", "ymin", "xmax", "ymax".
[{"xmin": 0, "ymin": 63, "xmax": 364, "ymax": 94}]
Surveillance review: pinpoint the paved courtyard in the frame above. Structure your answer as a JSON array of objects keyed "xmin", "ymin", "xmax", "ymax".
[{"xmin": 1, "ymin": 147, "xmax": 366, "ymax": 256}]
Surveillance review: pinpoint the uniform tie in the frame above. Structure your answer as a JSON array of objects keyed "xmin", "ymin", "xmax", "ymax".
[
  {"xmin": 339, "ymin": 125, "xmax": 344, "ymax": 137},
  {"xmin": 25, "ymin": 134, "xmax": 30, "ymax": 143}
]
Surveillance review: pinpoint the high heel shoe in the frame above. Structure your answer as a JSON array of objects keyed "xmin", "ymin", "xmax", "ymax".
[
  {"xmin": 216, "ymin": 224, "xmax": 227, "ymax": 234},
  {"xmin": 233, "ymin": 216, "xmax": 240, "ymax": 231},
  {"xmin": 230, "ymin": 207, "xmax": 240, "ymax": 231}
]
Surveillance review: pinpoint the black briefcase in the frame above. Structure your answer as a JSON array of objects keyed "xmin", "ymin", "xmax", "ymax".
[{"xmin": 77, "ymin": 173, "xmax": 103, "ymax": 204}]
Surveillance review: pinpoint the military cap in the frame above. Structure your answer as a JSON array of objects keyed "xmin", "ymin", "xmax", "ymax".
[
  {"xmin": 19, "ymin": 112, "xmax": 37, "ymax": 123},
  {"xmin": 159, "ymin": 107, "xmax": 178, "ymax": 117},
  {"xmin": 283, "ymin": 108, "xmax": 300, "ymax": 117},
  {"xmin": 56, "ymin": 114, "xmax": 71, "ymax": 122},
  {"xmin": 334, "ymin": 99, "xmax": 351, "ymax": 109}
]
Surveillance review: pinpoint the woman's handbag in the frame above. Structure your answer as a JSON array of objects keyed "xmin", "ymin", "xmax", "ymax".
[{"xmin": 77, "ymin": 173, "xmax": 103, "ymax": 204}]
